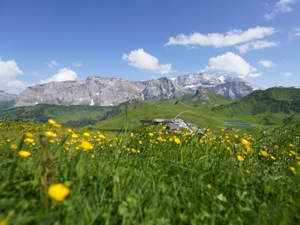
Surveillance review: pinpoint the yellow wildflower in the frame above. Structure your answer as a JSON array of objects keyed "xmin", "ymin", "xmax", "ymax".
[
  {"xmin": 48, "ymin": 183, "xmax": 70, "ymax": 201},
  {"xmin": 259, "ymin": 150, "xmax": 269, "ymax": 158},
  {"xmin": 83, "ymin": 132, "xmax": 90, "ymax": 137},
  {"xmin": 71, "ymin": 133, "xmax": 78, "ymax": 139},
  {"xmin": 24, "ymin": 138, "xmax": 35, "ymax": 144},
  {"xmin": 78, "ymin": 140, "xmax": 93, "ymax": 151},
  {"xmin": 48, "ymin": 119, "xmax": 61, "ymax": 128},
  {"xmin": 237, "ymin": 155, "xmax": 245, "ymax": 162},
  {"xmin": 157, "ymin": 136, "xmax": 165, "ymax": 143},
  {"xmin": 45, "ymin": 131, "xmax": 57, "ymax": 138},
  {"xmin": 148, "ymin": 132, "xmax": 154, "ymax": 137},
  {"xmin": 288, "ymin": 166, "xmax": 296, "ymax": 174},
  {"xmin": 207, "ymin": 184, "xmax": 213, "ymax": 189},
  {"xmin": 10, "ymin": 144, "xmax": 17, "ymax": 150},
  {"xmin": 173, "ymin": 136, "xmax": 181, "ymax": 145},
  {"xmin": 67, "ymin": 128, "xmax": 73, "ymax": 133},
  {"xmin": 49, "ymin": 139, "xmax": 56, "ymax": 144},
  {"xmin": 241, "ymin": 138, "xmax": 252, "ymax": 153},
  {"xmin": 18, "ymin": 150, "xmax": 31, "ymax": 158},
  {"xmin": 98, "ymin": 133, "xmax": 106, "ymax": 140},
  {"xmin": 24, "ymin": 132, "xmax": 33, "ymax": 138}
]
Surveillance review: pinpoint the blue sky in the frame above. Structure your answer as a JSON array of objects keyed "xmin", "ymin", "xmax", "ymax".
[{"xmin": 0, "ymin": 0, "xmax": 299, "ymax": 93}]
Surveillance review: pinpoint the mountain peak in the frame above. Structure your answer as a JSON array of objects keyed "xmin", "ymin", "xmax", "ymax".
[{"xmin": 15, "ymin": 74, "xmax": 258, "ymax": 107}]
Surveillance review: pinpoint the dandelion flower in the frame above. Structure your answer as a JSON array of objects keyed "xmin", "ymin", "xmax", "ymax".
[
  {"xmin": 18, "ymin": 150, "xmax": 31, "ymax": 158},
  {"xmin": 83, "ymin": 132, "xmax": 90, "ymax": 137},
  {"xmin": 45, "ymin": 131, "xmax": 57, "ymax": 138},
  {"xmin": 173, "ymin": 136, "xmax": 181, "ymax": 145},
  {"xmin": 10, "ymin": 144, "xmax": 17, "ymax": 150},
  {"xmin": 237, "ymin": 155, "xmax": 245, "ymax": 162},
  {"xmin": 24, "ymin": 138, "xmax": 35, "ymax": 144},
  {"xmin": 48, "ymin": 183, "xmax": 70, "ymax": 201},
  {"xmin": 78, "ymin": 140, "xmax": 93, "ymax": 151},
  {"xmin": 24, "ymin": 132, "xmax": 34, "ymax": 138},
  {"xmin": 288, "ymin": 166, "xmax": 296, "ymax": 174},
  {"xmin": 259, "ymin": 150, "xmax": 269, "ymax": 158}
]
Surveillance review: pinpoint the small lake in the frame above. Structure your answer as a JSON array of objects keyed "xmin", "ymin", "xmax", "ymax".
[{"xmin": 225, "ymin": 121, "xmax": 252, "ymax": 127}]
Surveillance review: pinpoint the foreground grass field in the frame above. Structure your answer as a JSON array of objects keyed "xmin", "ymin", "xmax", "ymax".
[{"xmin": 0, "ymin": 119, "xmax": 300, "ymax": 225}]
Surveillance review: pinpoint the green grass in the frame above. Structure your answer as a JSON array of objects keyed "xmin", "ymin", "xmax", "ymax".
[{"xmin": 0, "ymin": 120, "xmax": 300, "ymax": 225}]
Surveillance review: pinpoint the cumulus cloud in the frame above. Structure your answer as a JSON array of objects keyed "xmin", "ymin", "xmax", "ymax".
[
  {"xmin": 258, "ymin": 60, "xmax": 276, "ymax": 68},
  {"xmin": 0, "ymin": 58, "xmax": 28, "ymax": 93},
  {"xmin": 47, "ymin": 60, "xmax": 58, "ymax": 68},
  {"xmin": 205, "ymin": 52, "xmax": 261, "ymax": 78},
  {"xmin": 122, "ymin": 48, "xmax": 172, "ymax": 74},
  {"xmin": 237, "ymin": 40, "xmax": 278, "ymax": 54},
  {"xmin": 165, "ymin": 26, "xmax": 276, "ymax": 48},
  {"xmin": 265, "ymin": 0, "xmax": 296, "ymax": 20},
  {"xmin": 283, "ymin": 72, "xmax": 293, "ymax": 77},
  {"xmin": 40, "ymin": 68, "xmax": 77, "ymax": 84}
]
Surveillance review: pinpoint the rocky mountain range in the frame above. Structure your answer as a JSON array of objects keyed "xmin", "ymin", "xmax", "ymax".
[{"xmin": 14, "ymin": 73, "xmax": 258, "ymax": 107}]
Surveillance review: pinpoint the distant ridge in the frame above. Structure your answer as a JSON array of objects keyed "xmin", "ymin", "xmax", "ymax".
[
  {"xmin": 15, "ymin": 73, "xmax": 257, "ymax": 107},
  {"xmin": 214, "ymin": 87, "xmax": 300, "ymax": 115}
]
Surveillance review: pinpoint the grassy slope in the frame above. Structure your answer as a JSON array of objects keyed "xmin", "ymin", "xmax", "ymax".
[
  {"xmin": 214, "ymin": 87, "xmax": 300, "ymax": 116},
  {"xmin": 96, "ymin": 88, "xmax": 300, "ymax": 130},
  {"xmin": 0, "ymin": 100, "xmax": 15, "ymax": 111},
  {"xmin": 0, "ymin": 104, "xmax": 119, "ymax": 125},
  {"xmin": 95, "ymin": 100, "xmax": 291, "ymax": 130}
]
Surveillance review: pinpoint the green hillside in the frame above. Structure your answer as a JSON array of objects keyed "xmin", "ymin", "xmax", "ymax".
[
  {"xmin": 0, "ymin": 104, "xmax": 123, "ymax": 126},
  {"xmin": 0, "ymin": 100, "xmax": 15, "ymax": 111},
  {"xmin": 214, "ymin": 87, "xmax": 300, "ymax": 116},
  {"xmin": 94, "ymin": 100, "xmax": 296, "ymax": 130}
]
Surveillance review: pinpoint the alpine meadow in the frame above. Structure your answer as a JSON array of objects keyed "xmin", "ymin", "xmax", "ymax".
[{"xmin": 0, "ymin": 1, "xmax": 300, "ymax": 225}]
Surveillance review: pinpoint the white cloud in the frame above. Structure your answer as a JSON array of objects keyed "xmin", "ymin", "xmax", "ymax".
[
  {"xmin": 283, "ymin": 72, "xmax": 293, "ymax": 77},
  {"xmin": 258, "ymin": 60, "xmax": 276, "ymax": 68},
  {"xmin": 0, "ymin": 58, "xmax": 28, "ymax": 93},
  {"xmin": 47, "ymin": 60, "xmax": 58, "ymax": 68},
  {"xmin": 293, "ymin": 27, "xmax": 300, "ymax": 37},
  {"xmin": 0, "ymin": 59, "xmax": 23, "ymax": 79},
  {"xmin": 265, "ymin": 0, "xmax": 296, "ymax": 20},
  {"xmin": 237, "ymin": 40, "xmax": 278, "ymax": 54},
  {"xmin": 165, "ymin": 26, "xmax": 276, "ymax": 48},
  {"xmin": 40, "ymin": 68, "xmax": 77, "ymax": 84},
  {"xmin": 205, "ymin": 52, "xmax": 261, "ymax": 78},
  {"xmin": 122, "ymin": 48, "xmax": 172, "ymax": 74}
]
